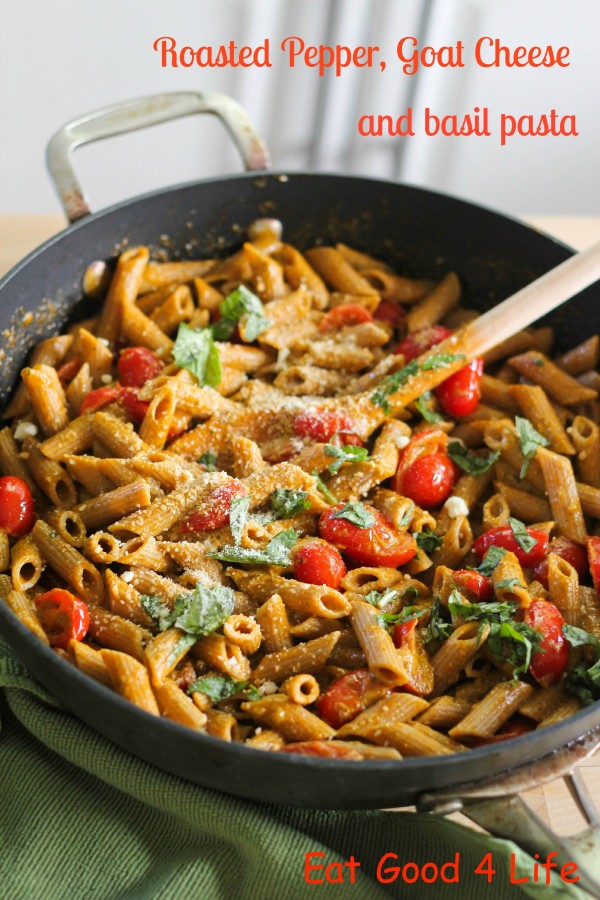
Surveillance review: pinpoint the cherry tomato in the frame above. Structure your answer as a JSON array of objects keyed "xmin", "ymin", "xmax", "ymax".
[
  {"xmin": 319, "ymin": 304, "xmax": 373, "ymax": 332},
  {"xmin": 394, "ymin": 325, "xmax": 452, "ymax": 362},
  {"xmin": 435, "ymin": 357, "xmax": 484, "ymax": 417},
  {"xmin": 587, "ymin": 537, "xmax": 600, "ymax": 593},
  {"xmin": 401, "ymin": 453, "xmax": 456, "ymax": 509},
  {"xmin": 281, "ymin": 742, "xmax": 363, "ymax": 759},
  {"xmin": 319, "ymin": 505, "xmax": 417, "ymax": 568},
  {"xmin": 316, "ymin": 668, "xmax": 391, "ymax": 729},
  {"xmin": 473, "ymin": 526, "xmax": 549, "ymax": 568},
  {"xmin": 0, "ymin": 476, "xmax": 35, "ymax": 537},
  {"xmin": 119, "ymin": 387, "xmax": 150, "ymax": 424},
  {"xmin": 523, "ymin": 599, "xmax": 569, "ymax": 687},
  {"xmin": 373, "ymin": 299, "xmax": 406, "ymax": 328},
  {"xmin": 181, "ymin": 480, "xmax": 249, "ymax": 532},
  {"xmin": 392, "ymin": 618, "xmax": 434, "ymax": 695},
  {"xmin": 56, "ymin": 357, "xmax": 82, "ymax": 384},
  {"xmin": 329, "ymin": 431, "xmax": 364, "ymax": 449},
  {"xmin": 293, "ymin": 408, "xmax": 358, "ymax": 443},
  {"xmin": 34, "ymin": 588, "xmax": 89, "ymax": 649},
  {"xmin": 452, "ymin": 569, "xmax": 493, "ymax": 602},
  {"xmin": 79, "ymin": 386, "xmax": 120, "ymax": 415},
  {"xmin": 293, "ymin": 541, "xmax": 347, "ymax": 589},
  {"xmin": 471, "ymin": 715, "xmax": 535, "ymax": 746},
  {"xmin": 118, "ymin": 346, "xmax": 164, "ymax": 387},
  {"xmin": 534, "ymin": 537, "xmax": 589, "ymax": 589}
]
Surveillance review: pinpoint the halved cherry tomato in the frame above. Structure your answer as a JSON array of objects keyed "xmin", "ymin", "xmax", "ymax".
[
  {"xmin": 329, "ymin": 431, "xmax": 364, "ymax": 449},
  {"xmin": 435, "ymin": 357, "xmax": 484, "ymax": 417},
  {"xmin": 534, "ymin": 537, "xmax": 589, "ymax": 589},
  {"xmin": 119, "ymin": 387, "xmax": 150, "ymax": 424},
  {"xmin": 316, "ymin": 668, "xmax": 391, "ymax": 729},
  {"xmin": 56, "ymin": 357, "xmax": 82, "ymax": 384},
  {"xmin": 281, "ymin": 742, "xmax": 363, "ymax": 759},
  {"xmin": 118, "ymin": 346, "xmax": 164, "ymax": 387},
  {"xmin": 181, "ymin": 480, "xmax": 249, "ymax": 532},
  {"xmin": 523, "ymin": 599, "xmax": 569, "ymax": 687},
  {"xmin": 293, "ymin": 541, "xmax": 347, "ymax": 589},
  {"xmin": 79, "ymin": 386, "xmax": 120, "ymax": 415},
  {"xmin": 394, "ymin": 325, "xmax": 452, "ymax": 361},
  {"xmin": 392, "ymin": 618, "xmax": 434, "ymax": 695},
  {"xmin": 373, "ymin": 299, "xmax": 406, "ymax": 328},
  {"xmin": 34, "ymin": 588, "xmax": 89, "ymax": 649},
  {"xmin": 319, "ymin": 505, "xmax": 417, "ymax": 567},
  {"xmin": 0, "ymin": 475, "xmax": 35, "ymax": 537},
  {"xmin": 400, "ymin": 453, "xmax": 456, "ymax": 509},
  {"xmin": 392, "ymin": 429, "xmax": 448, "ymax": 492},
  {"xmin": 587, "ymin": 536, "xmax": 600, "ymax": 593},
  {"xmin": 293, "ymin": 408, "xmax": 358, "ymax": 443},
  {"xmin": 452, "ymin": 569, "xmax": 493, "ymax": 602},
  {"xmin": 319, "ymin": 304, "xmax": 373, "ymax": 332},
  {"xmin": 471, "ymin": 715, "xmax": 535, "ymax": 746},
  {"xmin": 473, "ymin": 526, "xmax": 549, "ymax": 568}
]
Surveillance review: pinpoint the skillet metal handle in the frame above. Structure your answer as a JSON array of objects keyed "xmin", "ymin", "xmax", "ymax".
[
  {"xmin": 46, "ymin": 91, "xmax": 271, "ymax": 223},
  {"xmin": 418, "ymin": 725, "xmax": 600, "ymax": 898}
]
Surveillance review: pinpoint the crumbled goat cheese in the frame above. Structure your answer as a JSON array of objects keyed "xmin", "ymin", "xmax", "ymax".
[
  {"xmin": 97, "ymin": 337, "xmax": 110, "ymax": 347},
  {"xmin": 13, "ymin": 421, "xmax": 38, "ymax": 441},
  {"xmin": 395, "ymin": 435, "xmax": 410, "ymax": 450},
  {"xmin": 444, "ymin": 496, "xmax": 469, "ymax": 518},
  {"xmin": 121, "ymin": 571, "xmax": 134, "ymax": 583},
  {"xmin": 100, "ymin": 374, "xmax": 113, "ymax": 384},
  {"xmin": 258, "ymin": 681, "xmax": 278, "ymax": 696}
]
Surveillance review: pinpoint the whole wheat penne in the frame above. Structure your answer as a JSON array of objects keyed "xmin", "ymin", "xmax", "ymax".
[
  {"xmin": 509, "ymin": 384, "xmax": 575, "ymax": 455},
  {"xmin": 508, "ymin": 351, "xmax": 597, "ymax": 405},
  {"xmin": 39, "ymin": 415, "xmax": 95, "ymax": 461},
  {"xmin": 282, "ymin": 674, "xmax": 320, "ymax": 706},
  {"xmin": 350, "ymin": 599, "xmax": 409, "ymax": 686},
  {"xmin": 482, "ymin": 493, "xmax": 510, "ymax": 530},
  {"xmin": 449, "ymin": 680, "xmax": 535, "ymax": 739},
  {"xmin": 405, "ymin": 273, "xmax": 461, "ymax": 334},
  {"xmin": 75, "ymin": 479, "xmax": 152, "ymax": 531},
  {"xmin": 105, "ymin": 569, "xmax": 154, "ymax": 627},
  {"xmin": 101, "ymin": 648, "xmax": 159, "ymax": 715},
  {"xmin": 154, "ymin": 679, "xmax": 207, "ymax": 730},
  {"xmin": 241, "ymin": 695, "xmax": 335, "ymax": 742},
  {"xmin": 570, "ymin": 416, "xmax": 600, "ymax": 487},
  {"xmin": 0, "ymin": 427, "xmax": 41, "ymax": 500},
  {"xmin": 0, "ymin": 534, "xmax": 9, "ymax": 572},
  {"xmin": 68, "ymin": 639, "xmax": 112, "ymax": 687},
  {"xmin": 255, "ymin": 594, "xmax": 292, "ymax": 654},
  {"xmin": 3, "ymin": 335, "xmax": 73, "ymax": 420},
  {"xmin": 11, "ymin": 537, "xmax": 43, "ymax": 591},
  {"xmin": 22, "ymin": 436, "xmax": 77, "ymax": 508},
  {"xmin": 491, "ymin": 551, "xmax": 531, "ymax": 609},
  {"xmin": 556, "ymin": 336, "xmax": 600, "ymax": 376},
  {"xmin": 5, "ymin": 589, "xmax": 49, "ymax": 645},
  {"xmin": 66, "ymin": 362, "xmax": 93, "ymax": 418},
  {"xmin": 547, "ymin": 554, "xmax": 580, "ymax": 628},
  {"xmin": 21, "ymin": 365, "xmax": 69, "ymax": 436},
  {"xmin": 432, "ymin": 622, "xmax": 490, "ymax": 696},
  {"xmin": 537, "ymin": 446, "xmax": 587, "ymax": 544},
  {"xmin": 31, "ymin": 520, "xmax": 104, "ymax": 604},
  {"xmin": 495, "ymin": 481, "xmax": 552, "ymax": 523},
  {"xmin": 251, "ymin": 632, "xmax": 340, "ymax": 685},
  {"xmin": 336, "ymin": 693, "xmax": 429, "ymax": 740}
]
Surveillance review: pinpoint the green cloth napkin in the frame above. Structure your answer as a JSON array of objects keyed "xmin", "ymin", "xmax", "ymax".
[{"xmin": 0, "ymin": 636, "xmax": 587, "ymax": 900}]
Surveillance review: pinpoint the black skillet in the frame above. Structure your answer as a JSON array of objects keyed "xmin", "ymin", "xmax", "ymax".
[{"xmin": 1, "ymin": 92, "xmax": 599, "ymax": 895}]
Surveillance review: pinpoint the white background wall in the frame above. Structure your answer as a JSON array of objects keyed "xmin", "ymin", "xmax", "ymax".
[{"xmin": 1, "ymin": 0, "xmax": 598, "ymax": 218}]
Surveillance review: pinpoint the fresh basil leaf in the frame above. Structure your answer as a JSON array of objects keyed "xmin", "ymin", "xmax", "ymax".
[
  {"xmin": 187, "ymin": 674, "xmax": 260, "ymax": 703},
  {"xmin": 414, "ymin": 527, "xmax": 442, "ymax": 554},
  {"xmin": 398, "ymin": 502, "xmax": 415, "ymax": 530},
  {"xmin": 209, "ymin": 528, "xmax": 298, "ymax": 567},
  {"xmin": 448, "ymin": 442, "xmax": 500, "ymax": 477},
  {"xmin": 364, "ymin": 587, "xmax": 399, "ymax": 609},
  {"xmin": 173, "ymin": 323, "xmax": 222, "ymax": 387},
  {"xmin": 378, "ymin": 607, "xmax": 428, "ymax": 630},
  {"xmin": 564, "ymin": 659, "xmax": 600, "ymax": 706},
  {"xmin": 212, "ymin": 285, "xmax": 270, "ymax": 343},
  {"xmin": 487, "ymin": 620, "xmax": 543, "ymax": 679},
  {"xmin": 331, "ymin": 502, "xmax": 376, "ymax": 529},
  {"xmin": 421, "ymin": 353, "xmax": 466, "ymax": 371},
  {"xmin": 371, "ymin": 360, "xmax": 419, "ymax": 413},
  {"xmin": 425, "ymin": 597, "xmax": 453, "ymax": 644},
  {"xmin": 270, "ymin": 489, "xmax": 311, "ymax": 519},
  {"xmin": 140, "ymin": 594, "xmax": 175, "ymax": 632},
  {"xmin": 324, "ymin": 442, "xmax": 370, "ymax": 475},
  {"xmin": 563, "ymin": 624, "xmax": 600, "ymax": 656},
  {"xmin": 495, "ymin": 578, "xmax": 526, "ymax": 590},
  {"xmin": 311, "ymin": 470, "xmax": 338, "ymax": 505},
  {"xmin": 508, "ymin": 517, "xmax": 537, "ymax": 554},
  {"xmin": 472, "ymin": 545, "xmax": 507, "ymax": 577},
  {"xmin": 414, "ymin": 391, "xmax": 442, "ymax": 424},
  {"xmin": 172, "ymin": 584, "xmax": 235, "ymax": 637},
  {"xmin": 198, "ymin": 450, "xmax": 218, "ymax": 472},
  {"xmin": 448, "ymin": 596, "xmax": 517, "ymax": 623},
  {"xmin": 167, "ymin": 633, "xmax": 198, "ymax": 666},
  {"xmin": 515, "ymin": 416, "xmax": 549, "ymax": 478},
  {"xmin": 229, "ymin": 495, "xmax": 251, "ymax": 545}
]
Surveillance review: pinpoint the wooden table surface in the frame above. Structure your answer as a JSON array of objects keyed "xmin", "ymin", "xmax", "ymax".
[{"xmin": 1, "ymin": 211, "xmax": 600, "ymax": 840}]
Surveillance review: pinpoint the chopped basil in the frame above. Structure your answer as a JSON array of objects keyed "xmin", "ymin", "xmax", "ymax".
[
  {"xmin": 487, "ymin": 620, "xmax": 543, "ymax": 679},
  {"xmin": 472, "ymin": 545, "xmax": 507, "ymax": 577},
  {"xmin": 331, "ymin": 502, "xmax": 376, "ymax": 529},
  {"xmin": 563, "ymin": 624, "xmax": 600, "ymax": 654},
  {"xmin": 311, "ymin": 470, "xmax": 338, "ymax": 505},
  {"xmin": 270, "ymin": 489, "xmax": 311, "ymax": 519},
  {"xmin": 324, "ymin": 442, "xmax": 370, "ymax": 475},
  {"xmin": 173, "ymin": 323, "xmax": 222, "ymax": 387},
  {"xmin": 414, "ymin": 527, "xmax": 442, "ymax": 554},
  {"xmin": 414, "ymin": 391, "xmax": 442, "ymax": 424},
  {"xmin": 209, "ymin": 528, "xmax": 298, "ymax": 567},
  {"xmin": 564, "ymin": 660, "xmax": 600, "ymax": 706},
  {"xmin": 187, "ymin": 674, "xmax": 261, "ymax": 703},
  {"xmin": 142, "ymin": 585, "xmax": 235, "ymax": 638},
  {"xmin": 515, "ymin": 416, "xmax": 549, "ymax": 478},
  {"xmin": 378, "ymin": 607, "xmax": 427, "ymax": 630},
  {"xmin": 371, "ymin": 360, "xmax": 419, "ymax": 413},
  {"xmin": 425, "ymin": 598, "xmax": 453, "ymax": 644},
  {"xmin": 229, "ymin": 495, "xmax": 251, "ymax": 545},
  {"xmin": 448, "ymin": 594, "xmax": 517, "ymax": 624},
  {"xmin": 168, "ymin": 634, "xmax": 198, "ymax": 666},
  {"xmin": 364, "ymin": 587, "xmax": 399, "ymax": 609},
  {"xmin": 198, "ymin": 450, "xmax": 218, "ymax": 472},
  {"xmin": 495, "ymin": 578, "xmax": 526, "ymax": 590},
  {"xmin": 421, "ymin": 353, "xmax": 466, "ymax": 371},
  {"xmin": 212, "ymin": 285, "xmax": 270, "ymax": 343},
  {"xmin": 398, "ymin": 501, "xmax": 415, "ymax": 529},
  {"xmin": 448, "ymin": 442, "xmax": 500, "ymax": 477},
  {"xmin": 508, "ymin": 517, "xmax": 538, "ymax": 554}
]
